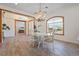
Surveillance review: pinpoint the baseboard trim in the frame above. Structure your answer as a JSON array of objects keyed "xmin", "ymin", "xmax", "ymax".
[{"xmin": 55, "ymin": 39, "xmax": 79, "ymax": 45}]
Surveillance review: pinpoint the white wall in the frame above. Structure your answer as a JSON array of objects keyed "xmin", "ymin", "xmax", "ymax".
[
  {"xmin": 2, "ymin": 14, "xmax": 15, "ymax": 37},
  {"xmin": 46, "ymin": 6, "xmax": 79, "ymax": 44},
  {"xmin": 35, "ymin": 5, "xmax": 79, "ymax": 44},
  {"xmin": 2, "ymin": 11, "xmax": 33, "ymax": 37},
  {"xmin": 29, "ymin": 21, "xmax": 34, "ymax": 35}
]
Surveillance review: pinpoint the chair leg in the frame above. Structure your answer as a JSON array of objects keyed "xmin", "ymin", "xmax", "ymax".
[{"xmin": 38, "ymin": 42, "xmax": 40, "ymax": 48}]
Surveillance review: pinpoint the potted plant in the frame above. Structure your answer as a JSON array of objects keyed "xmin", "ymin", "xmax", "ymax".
[{"xmin": 2, "ymin": 24, "xmax": 10, "ymax": 41}]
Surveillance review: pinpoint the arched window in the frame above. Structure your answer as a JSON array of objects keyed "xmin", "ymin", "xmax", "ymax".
[{"xmin": 47, "ymin": 16, "xmax": 64, "ymax": 35}]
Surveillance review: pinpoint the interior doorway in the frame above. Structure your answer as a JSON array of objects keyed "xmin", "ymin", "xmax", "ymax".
[{"xmin": 15, "ymin": 20, "xmax": 26, "ymax": 36}]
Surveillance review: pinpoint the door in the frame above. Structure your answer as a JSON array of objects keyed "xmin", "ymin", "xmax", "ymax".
[{"xmin": 0, "ymin": 9, "xmax": 2, "ymax": 43}]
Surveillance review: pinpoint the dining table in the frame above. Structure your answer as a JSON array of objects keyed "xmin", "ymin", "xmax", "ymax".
[{"xmin": 31, "ymin": 32, "xmax": 54, "ymax": 48}]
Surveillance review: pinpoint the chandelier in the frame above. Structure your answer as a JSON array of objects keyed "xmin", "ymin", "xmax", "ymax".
[
  {"xmin": 14, "ymin": 3, "xmax": 18, "ymax": 5},
  {"xmin": 34, "ymin": 3, "xmax": 48, "ymax": 22}
]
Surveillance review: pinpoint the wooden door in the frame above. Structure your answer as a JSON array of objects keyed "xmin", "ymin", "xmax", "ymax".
[{"xmin": 0, "ymin": 9, "xmax": 2, "ymax": 43}]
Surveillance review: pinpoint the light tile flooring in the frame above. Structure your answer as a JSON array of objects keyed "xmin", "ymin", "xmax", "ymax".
[{"xmin": 0, "ymin": 35, "xmax": 79, "ymax": 56}]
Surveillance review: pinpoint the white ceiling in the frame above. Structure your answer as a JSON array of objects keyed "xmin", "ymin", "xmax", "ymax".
[{"xmin": 0, "ymin": 3, "xmax": 79, "ymax": 17}]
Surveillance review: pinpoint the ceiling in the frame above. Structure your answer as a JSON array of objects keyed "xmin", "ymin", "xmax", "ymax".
[{"xmin": 0, "ymin": 3, "xmax": 79, "ymax": 17}]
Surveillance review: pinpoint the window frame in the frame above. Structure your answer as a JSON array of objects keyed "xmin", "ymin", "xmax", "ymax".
[{"xmin": 46, "ymin": 16, "xmax": 64, "ymax": 35}]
